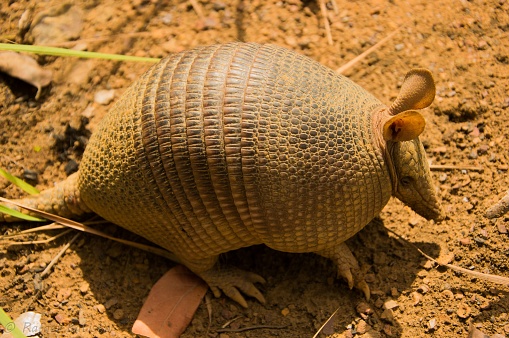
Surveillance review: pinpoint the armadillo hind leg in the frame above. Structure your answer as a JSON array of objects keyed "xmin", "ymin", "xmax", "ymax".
[
  {"xmin": 316, "ymin": 243, "xmax": 370, "ymax": 300},
  {"xmin": 198, "ymin": 266, "xmax": 266, "ymax": 308},
  {"xmin": 0, "ymin": 172, "xmax": 91, "ymax": 222},
  {"xmin": 181, "ymin": 254, "xmax": 265, "ymax": 308}
]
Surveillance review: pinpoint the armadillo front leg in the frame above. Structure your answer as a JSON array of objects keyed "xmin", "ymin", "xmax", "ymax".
[
  {"xmin": 316, "ymin": 243, "xmax": 371, "ymax": 300},
  {"xmin": 181, "ymin": 255, "xmax": 266, "ymax": 308}
]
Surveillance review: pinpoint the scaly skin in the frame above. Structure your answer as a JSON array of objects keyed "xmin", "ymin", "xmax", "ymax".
[{"xmin": 1, "ymin": 43, "xmax": 444, "ymax": 307}]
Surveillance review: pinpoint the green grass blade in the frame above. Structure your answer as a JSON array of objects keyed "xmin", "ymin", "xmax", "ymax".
[
  {"xmin": 0, "ymin": 307, "xmax": 29, "ymax": 338},
  {"xmin": 0, "ymin": 168, "xmax": 40, "ymax": 195},
  {"xmin": 0, "ymin": 43, "xmax": 160, "ymax": 63},
  {"xmin": 0, "ymin": 205, "xmax": 46, "ymax": 222}
]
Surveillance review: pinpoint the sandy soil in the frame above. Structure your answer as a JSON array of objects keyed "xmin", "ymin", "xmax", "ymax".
[{"xmin": 1, "ymin": 0, "xmax": 509, "ymax": 337}]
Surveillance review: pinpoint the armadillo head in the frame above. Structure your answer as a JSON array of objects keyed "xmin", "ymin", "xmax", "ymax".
[{"xmin": 375, "ymin": 69, "xmax": 445, "ymax": 222}]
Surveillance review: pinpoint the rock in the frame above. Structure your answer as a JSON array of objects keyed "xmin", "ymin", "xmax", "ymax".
[
  {"xmin": 478, "ymin": 144, "xmax": 489, "ymax": 155},
  {"xmin": 383, "ymin": 299, "xmax": 398, "ymax": 310},
  {"xmin": 456, "ymin": 302, "xmax": 471, "ymax": 319},
  {"xmin": 356, "ymin": 302, "xmax": 373, "ymax": 315},
  {"xmin": 468, "ymin": 326, "xmax": 489, "ymax": 338},
  {"xmin": 94, "ymin": 89, "xmax": 116, "ymax": 105},
  {"xmin": 95, "ymin": 304, "xmax": 106, "ymax": 314},
  {"xmin": 459, "ymin": 238, "xmax": 471, "ymax": 246},
  {"xmin": 64, "ymin": 160, "xmax": 79, "ymax": 175},
  {"xmin": 428, "ymin": 317, "xmax": 437, "ymax": 330},
  {"xmin": 79, "ymin": 282, "xmax": 89, "ymax": 294},
  {"xmin": 104, "ymin": 298, "xmax": 118, "ymax": 309},
  {"xmin": 78, "ymin": 309, "xmax": 86, "ymax": 326},
  {"xmin": 411, "ymin": 292, "xmax": 422, "ymax": 306},
  {"xmin": 23, "ymin": 169, "xmax": 38, "ymax": 182},
  {"xmin": 30, "ymin": 4, "xmax": 83, "ymax": 44},
  {"xmin": 113, "ymin": 308, "xmax": 124, "ymax": 320},
  {"xmin": 497, "ymin": 222, "xmax": 507, "ymax": 234},
  {"xmin": 356, "ymin": 319, "xmax": 370, "ymax": 334}
]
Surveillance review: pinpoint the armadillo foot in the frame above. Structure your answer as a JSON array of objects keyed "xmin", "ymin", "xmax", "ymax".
[
  {"xmin": 198, "ymin": 266, "xmax": 266, "ymax": 308},
  {"xmin": 316, "ymin": 242, "xmax": 371, "ymax": 300}
]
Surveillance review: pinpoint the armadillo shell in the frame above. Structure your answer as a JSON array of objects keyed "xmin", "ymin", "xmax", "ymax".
[{"xmin": 78, "ymin": 42, "xmax": 391, "ymax": 266}]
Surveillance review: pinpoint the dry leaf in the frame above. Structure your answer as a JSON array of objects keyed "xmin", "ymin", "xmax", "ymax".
[
  {"xmin": 0, "ymin": 51, "xmax": 52, "ymax": 99},
  {"xmin": 132, "ymin": 265, "xmax": 208, "ymax": 338}
]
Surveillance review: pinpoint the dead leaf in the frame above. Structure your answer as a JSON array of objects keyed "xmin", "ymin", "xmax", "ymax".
[
  {"xmin": 132, "ymin": 265, "xmax": 208, "ymax": 338},
  {"xmin": 0, "ymin": 51, "xmax": 52, "ymax": 99}
]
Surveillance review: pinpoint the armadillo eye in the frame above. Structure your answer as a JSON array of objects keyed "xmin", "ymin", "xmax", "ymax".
[{"xmin": 400, "ymin": 176, "xmax": 413, "ymax": 187}]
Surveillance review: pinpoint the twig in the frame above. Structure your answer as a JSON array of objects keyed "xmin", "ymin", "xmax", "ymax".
[
  {"xmin": 40, "ymin": 232, "xmax": 80, "ymax": 277},
  {"xmin": 430, "ymin": 164, "xmax": 483, "ymax": 171},
  {"xmin": 485, "ymin": 190, "xmax": 509, "ymax": 219},
  {"xmin": 312, "ymin": 307, "xmax": 339, "ymax": 338},
  {"xmin": 189, "ymin": 0, "xmax": 206, "ymax": 21},
  {"xmin": 205, "ymin": 294, "xmax": 212, "ymax": 337},
  {"xmin": 0, "ymin": 196, "xmax": 178, "ymax": 261},
  {"xmin": 319, "ymin": 0, "xmax": 333, "ymax": 45},
  {"xmin": 330, "ymin": 0, "xmax": 339, "ymax": 14},
  {"xmin": 3, "ymin": 229, "xmax": 73, "ymax": 245},
  {"xmin": 221, "ymin": 316, "xmax": 242, "ymax": 329},
  {"xmin": 336, "ymin": 27, "xmax": 401, "ymax": 74},
  {"xmin": 386, "ymin": 228, "xmax": 509, "ymax": 286},
  {"xmin": 216, "ymin": 324, "xmax": 288, "ymax": 333}
]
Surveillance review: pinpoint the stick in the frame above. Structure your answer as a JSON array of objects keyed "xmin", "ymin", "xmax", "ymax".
[
  {"xmin": 430, "ymin": 164, "xmax": 483, "ymax": 171},
  {"xmin": 319, "ymin": 0, "xmax": 333, "ymax": 45},
  {"xmin": 40, "ymin": 232, "xmax": 80, "ymax": 277},
  {"xmin": 336, "ymin": 27, "xmax": 401, "ymax": 74}
]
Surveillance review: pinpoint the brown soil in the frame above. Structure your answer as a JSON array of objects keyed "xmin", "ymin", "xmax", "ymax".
[{"xmin": 1, "ymin": 0, "xmax": 509, "ymax": 337}]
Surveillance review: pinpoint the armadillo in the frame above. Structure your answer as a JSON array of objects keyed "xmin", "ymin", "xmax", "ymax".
[{"xmin": 1, "ymin": 42, "xmax": 444, "ymax": 307}]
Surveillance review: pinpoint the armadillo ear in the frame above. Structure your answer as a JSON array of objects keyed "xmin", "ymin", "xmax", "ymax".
[
  {"xmin": 389, "ymin": 69, "xmax": 435, "ymax": 115},
  {"xmin": 383, "ymin": 110, "xmax": 426, "ymax": 142}
]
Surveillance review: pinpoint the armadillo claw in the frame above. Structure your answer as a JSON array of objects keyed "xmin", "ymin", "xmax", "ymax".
[
  {"xmin": 317, "ymin": 242, "xmax": 371, "ymax": 300},
  {"xmin": 199, "ymin": 267, "xmax": 266, "ymax": 308}
]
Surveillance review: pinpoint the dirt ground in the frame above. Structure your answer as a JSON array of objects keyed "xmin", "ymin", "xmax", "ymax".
[{"xmin": 1, "ymin": 0, "xmax": 509, "ymax": 337}]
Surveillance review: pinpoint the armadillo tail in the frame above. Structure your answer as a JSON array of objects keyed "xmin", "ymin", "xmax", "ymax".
[{"xmin": 0, "ymin": 172, "xmax": 91, "ymax": 222}]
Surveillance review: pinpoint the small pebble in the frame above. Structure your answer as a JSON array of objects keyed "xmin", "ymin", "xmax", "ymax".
[
  {"xmin": 78, "ymin": 309, "xmax": 86, "ymax": 326},
  {"xmin": 459, "ymin": 238, "xmax": 471, "ymax": 246},
  {"xmin": 411, "ymin": 292, "xmax": 422, "ymax": 306},
  {"xmin": 79, "ymin": 282, "xmax": 89, "ymax": 294},
  {"xmin": 281, "ymin": 307, "xmax": 290, "ymax": 316},
  {"xmin": 417, "ymin": 284, "xmax": 430, "ymax": 294},
  {"xmin": 54, "ymin": 313, "xmax": 70, "ymax": 325},
  {"xmin": 23, "ymin": 169, "xmax": 38, "ymax": 182},
  {"xmin": 65, "ymin": 160, "xmax": 79, "ymax": 175},
  {"xmin": 104, "ymin": 298, "xmax": 118, "ymax": 309},
  {"xmin": 94, "ymin": 89, "xmax": 115, "ymax": 105},
  {"xmin": 356, "ymin": 320, "xmax": 370, "ymax": 334},
  {"xmin": 383, "ymin": 299, "xmax": 398, "ymax": 310},
  {"xmin": 95, "ymin": 304, "xmax": 106, "ymax": 314},
  {"xmin": 478, "ymin": 144, "xmax": 489, "ymax": 155},
  {"xmin": 428, "ymin": 317, "xmax": 437, "ymax": 330},
  {"xmin": 457, "ymin": 302, "xmax": 471, "ymax": 318},
  {"xmin": 468, "ymin": 326, "xmax": 489, "ymax": 338},
  {"xmin": 113, "ymin": 309, "xmax": 124, "ymax": 320},
  {"xmin": 442, "ymin": 290, "xmax": 454, "ymax": 299},
  {"xmin": 356, "ymin": 302, "xmax": 373, "ymax": 315},
  {"xmin": 212, "ymin": 1, "xmax": 227, "ymax": 10},
  {"xmin": 497, "ymin": 223, "xmax": 507, "ymax": 234},
  {"xmin": 395, "ymin": 43, "xmax": 404, "ymax": 51},
  {"xmin": 469, "ymin": 151, "xmax": 479, "ymax": 159},
  {"xmin": 474, "ymin": 237, "xmax": 486, "ymax": 245},
  {"xmin": 381, "ymin": 308, "xmax": 394, "ymax": 321}
]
